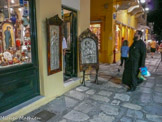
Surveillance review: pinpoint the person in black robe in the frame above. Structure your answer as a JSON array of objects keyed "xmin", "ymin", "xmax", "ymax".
[{"xmin": 122, "ymin": 30, "xmax": 146, "ymax": 92}]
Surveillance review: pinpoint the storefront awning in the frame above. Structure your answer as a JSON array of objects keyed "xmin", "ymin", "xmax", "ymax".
[
  {"xmin": 137, "ymin": 25, "xmax": 150, "ymax": 30},
  {"xmin": 130, "ymin": 7, "xmax": 144, "ymax": 15},
  {"xmin": 135, "ymin": 12, "xmax": 144, "ymax": 18},
  {"xmin": 117, "ymin": 0, "xmax": 137, "ymax": 11}
]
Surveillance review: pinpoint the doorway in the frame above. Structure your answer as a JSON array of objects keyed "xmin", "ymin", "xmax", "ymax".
[
  {"xmin": 90, "ymin": 23, "xmax": 102, "ymax": 51},
  {"xmin": 62, "ymin": 7, "xmax": 77, "ymax": 82}
]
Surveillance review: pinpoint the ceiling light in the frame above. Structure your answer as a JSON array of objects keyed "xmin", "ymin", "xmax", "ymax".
[
  {"xmin": 128, "ymin": 5, "xmax": 140, "ymax": 13},
  {"xmin": 18, "ymin": 8, "xmax": 22, "ymax": 11},
  {"xmin": 141, "ymin": 0, "xmax": 146, "ymax": 3},
  {"xmin": 10, "ymin": 8, "xmax": 13, "ymax": 11},
  {"xmin": 145, "ymin": 7, "xmax": 149, "ymax": 11},
  {"xmin": 11, "ymin": 0, "xmax": 15, "ymax": 4}
]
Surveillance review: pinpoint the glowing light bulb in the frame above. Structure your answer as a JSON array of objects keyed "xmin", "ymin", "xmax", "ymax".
[
  {"xmin": 145, "ymin": 7, "xmax": 149, "ymax": 11},
  {"xmin": 10, "ymin": 8, "xmax": 13, "ymax": 11},
  {"xmin": 18, "ymin": 8, "xmax": 22, "ymax": 11},
  {"xmin": 11, "ymin": 0, "xmax": 15, "ymax": 3},
  {"xmin": 141, "ymin": 0, "xmax": 146, "ymax": 3}
]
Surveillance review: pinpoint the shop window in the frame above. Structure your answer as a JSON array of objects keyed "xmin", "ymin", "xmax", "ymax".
[
  {"xmin": 90, "ymin": 24, "xmax": 101, "ymax": 50},
  {"xmin": 0, "ymin": 0, "xmax": 31, "ymax": 68}
]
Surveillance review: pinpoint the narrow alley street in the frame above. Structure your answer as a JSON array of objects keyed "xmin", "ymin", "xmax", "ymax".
[
  {"xmin": 1, "ymin": 0, "xmax": 162, "ymax": 121},
  {"xmin": 15, "ymin": 53, "xmax": 162, "ymax": 122}
]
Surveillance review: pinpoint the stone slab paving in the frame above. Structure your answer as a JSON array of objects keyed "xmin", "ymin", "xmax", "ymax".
[
  {"xmin": 153, "ymin": 93, "xmax": 162, "ymax": 104},
  {"xmin": 85, "ymin": 89, "xmax": 96, "ymax": 95},
  {"xmin": 111, "ymin": 100, "xmax": 121, "ymax": 106},
  {"xmin": 120, "ymin": 116, "xmax": 133, "ymax": 122},
  {"xmin": 89, "ymin": 113, "xmax": 115, "ymax": 122},
  {"xmin": 121, "ymin": 103, "xmax": 142, "ymax": 111},
  {"xmin": 74, "ymin": 101, "xmax": 94, "ymax": 114},
  {"xmin": 63, "ymin": 110, "xmax": 90, "ymax": 121},
  {"xmin": 97, "ymin": 91, "xmax": 113, "ymax": 97},
  {"xmin": 146, "ymin": 114, "xmax": 162, "ymax": 122},
  {"xmin": 126, "ymin": 109, "xmax": 144, "ymax": 119},
  {"xmin": 14, "ymin": 53, "xmax": 162, "ymax": 122},
  {"xmin": 76, "ymin": 86, "xmax": 89, "ymax": 92},
  {"xmin": 100, "ymin": 104, "xmax": 119, "ymax": 116},
  {"xmin": 114, "ymin": 93, "xmax": 130, "ymax": 101},
  {"xmin": 91, "ymin": 95, "xmax": 110, "ymax": 103}
]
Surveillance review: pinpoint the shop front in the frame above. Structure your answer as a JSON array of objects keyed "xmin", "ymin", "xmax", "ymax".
[
  {"xmin": 0, "ymin": 0, "xmax": 39, "ymax": 113},
  {"xmin": 0, "ymin": 0, "xmax": 90, "ymax": 119}
]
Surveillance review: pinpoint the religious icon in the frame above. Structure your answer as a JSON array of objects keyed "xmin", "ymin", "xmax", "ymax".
[
  {"xmin": 2, "ymin": 22, "xmax": 15, "ymax": 51},
  {"xmin": 4, "ymin": 26, "xmax": 12, "ymax": 50},
  {"xmin": 50, "ymin": 26, "xmax": 60, "ymax": 70},
  {"xmin": 81, "ymin": 38, "xmax": 97, "ymax": 64},
  {"xmin": 46, "ymin": 15, "xmax": 63, "ymax": 75}
]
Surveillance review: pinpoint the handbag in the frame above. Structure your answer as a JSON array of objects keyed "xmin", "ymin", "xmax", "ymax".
[
  {"xmin": 140, "ymin": 67, "xmax": 151, "ymax": 77},
  {"xmin": 138, "ymin": 72, "xmax": 146, "ymax": 80}
]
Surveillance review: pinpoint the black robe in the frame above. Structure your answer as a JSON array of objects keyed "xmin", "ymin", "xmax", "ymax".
[{"xmin": 122, "ymin": 39, "xmax": 146, "ymax": 87}]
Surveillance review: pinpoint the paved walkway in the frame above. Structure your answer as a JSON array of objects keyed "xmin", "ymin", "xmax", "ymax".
[{"xmin": 15, "ymin": 53, "xmax": 162, "ymax": 122}]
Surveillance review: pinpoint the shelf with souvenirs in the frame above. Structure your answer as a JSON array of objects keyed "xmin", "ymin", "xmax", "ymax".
[{"xmin": 0, "ymin": 0, "xmax": 31, "ymax": 68}]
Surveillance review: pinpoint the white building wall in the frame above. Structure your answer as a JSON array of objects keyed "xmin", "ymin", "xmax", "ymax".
[{"xmin": 62, "ymin": 0, "xmax": 80, "ymax": 10}]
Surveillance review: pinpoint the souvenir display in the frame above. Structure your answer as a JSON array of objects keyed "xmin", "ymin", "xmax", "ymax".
[
  {"xmin": 0, "ymin": 10, "xmax": 5, "ymax": 23},
  {"xmin": 0, "ymin": 0, "xmax": 31, "ymax": 68}
]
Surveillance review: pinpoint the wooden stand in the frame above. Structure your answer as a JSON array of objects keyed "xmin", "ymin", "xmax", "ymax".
[{"xmin": 81, "ymin": 65, "xmax": 99, "ymax": 86}]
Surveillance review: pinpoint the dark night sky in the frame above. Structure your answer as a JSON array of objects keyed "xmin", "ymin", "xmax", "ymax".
[{"xmin": 147, "ymin": 0, "xmax": 162, "ymax": 37}]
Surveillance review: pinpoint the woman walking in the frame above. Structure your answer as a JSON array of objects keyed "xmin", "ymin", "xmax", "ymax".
[{"xmin": 120, "ymin": 40, "xmax": 129, "ymax": 67}]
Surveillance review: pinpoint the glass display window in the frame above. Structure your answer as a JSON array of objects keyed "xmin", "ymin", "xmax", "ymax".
[
  {"xmin": 0, "ymin": 0, "xmax": 31, "ymax": 68},
  {"xmin": 90, "ymin": 23, "xmax": 101, "ymax": 50}
]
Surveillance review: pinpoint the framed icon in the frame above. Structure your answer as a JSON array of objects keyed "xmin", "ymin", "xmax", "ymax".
[
  {"xmin": 2, "ymin": 22, "xmax": 15, "ymax": 51},
  {"xmin": 79, "ymin": 28, "xmax": 99, "ymax": 67},
  {"xmin": 46, "ymin": 15, "xmax": 63, "ymax": 75}
]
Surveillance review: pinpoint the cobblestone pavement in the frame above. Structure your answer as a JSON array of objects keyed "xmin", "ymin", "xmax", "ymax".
[{"xmin": 15, "ymin": 53, "xmax": 162, "ymax": 122}]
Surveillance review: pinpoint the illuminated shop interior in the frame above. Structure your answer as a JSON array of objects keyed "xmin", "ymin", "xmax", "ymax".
[{"xmin": 0, "ymin": 0, "xmax": 31, "ymax": 68}]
